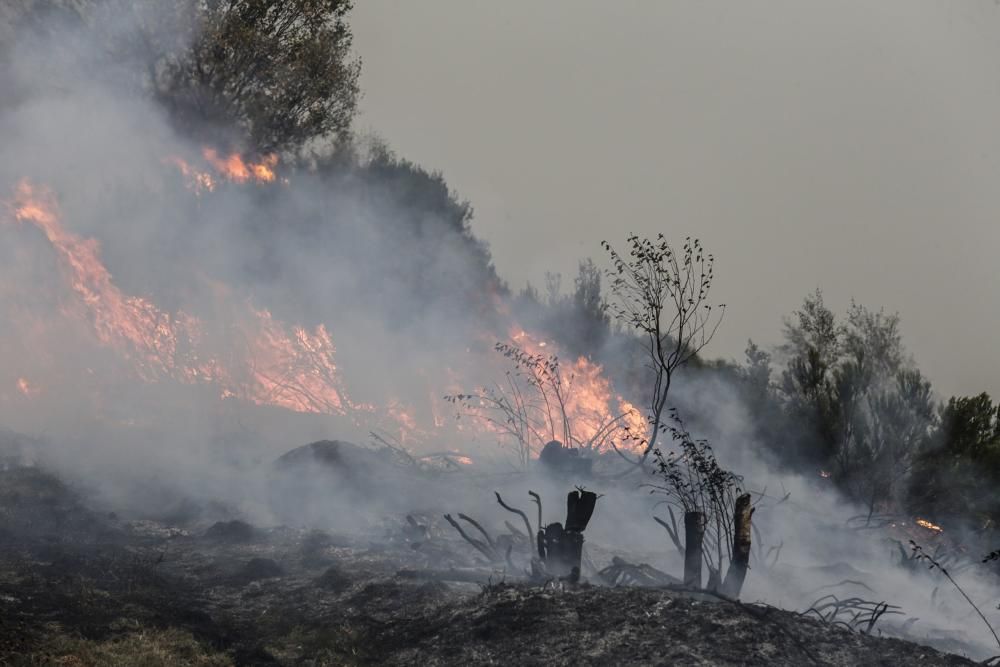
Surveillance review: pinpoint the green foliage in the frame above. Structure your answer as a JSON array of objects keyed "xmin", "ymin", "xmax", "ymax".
[
  {"xmin": 909, "ymin": 393, "xmax": 1000, "ymax": 530},
  {"xmin": 124, "ymin": 0, "xmax": 360, "ymax": 153},
  {"xmin": 771, "ymin": 291, "xmax": 936, "ymax": 513}
]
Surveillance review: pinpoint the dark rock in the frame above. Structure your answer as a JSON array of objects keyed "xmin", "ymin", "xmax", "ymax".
[
  {"xmin": 538, "ymin": 440, "xmax": 593, "ymax": 478},
  {"xmin": 273, "ymin": 440, "xmax": 382, "ymax": 474},
  {"xmin": 268, "ymin": 440, "xmax": 431, "ymax": 526}
]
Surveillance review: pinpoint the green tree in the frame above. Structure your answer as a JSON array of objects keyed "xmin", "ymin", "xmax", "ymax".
[
  {"xmin": 778, "ymin": 292, "xmax": 935, "ymax": 514},
  {"xmin": 909, "ymin": 393, "xmax": 1000, "ymax": 531},
  {"xmin": 125, "ymin": 0, "xmax": 360, "ymax": 153}
]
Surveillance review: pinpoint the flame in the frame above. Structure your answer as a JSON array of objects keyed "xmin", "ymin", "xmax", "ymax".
[
  {"xmin": 3, "ymin": 180, "xmax": 355, "ymax": 416},
  {"xmin": 819, "ymin": 470, "xmax": 831, "ymax": 478},
  {"xmin": 165, "ymin": 156, "xmax": 216, "ymax": 194},
  {"xmin": 202, "ymin": 149, "xmax": 277, "ymax": 184},
  {"xmin": 507, "ymin": 327, "xmax": 647, "ymax": 453},
  {"xmin": 916, "ymin": 518, "xmax": 943, "ymax": 533},
  {"xmin": 3, "ymin": 179, "xmax": 641, "ymax": 464}
]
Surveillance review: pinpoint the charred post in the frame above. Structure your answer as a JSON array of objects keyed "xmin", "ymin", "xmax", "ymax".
[
  {"xmin": 683, "ymin": 510, "xmax": 705, "ymax": 588},
  {"xmin": 721, "ymin": 493, "xmax": 754, "ymax": 598},
  {"xmin": 537, "ymin": 489, "xmax": 598, "ymax": 582}
]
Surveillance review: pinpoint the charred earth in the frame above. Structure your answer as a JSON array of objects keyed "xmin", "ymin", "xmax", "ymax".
[{"xmin": 0, "ymin": 444, "xmax": 981, "ymax": 666}]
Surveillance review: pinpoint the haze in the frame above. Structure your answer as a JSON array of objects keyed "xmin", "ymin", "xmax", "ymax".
[{"xmin": 352, "ymin": 0, "xmax": 1000, "ymax": 399}]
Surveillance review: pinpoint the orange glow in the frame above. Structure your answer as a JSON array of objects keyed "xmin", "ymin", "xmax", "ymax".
[
  {"xmin": 202, "ymin": 148, "xmax": 277, "ymax": 184},
  {"xmin": 916, "ymin": 518, "xmax": 943, "ymax": 533},
  {"xmin": 16, "ymin": 377, "xmax": 40, "ymax": 397},
  {"xmin": 165, "ymin": 156, "xmax": 216, "ymax": 194},
  {"xmin": 508, "ymin": 327, "xmax": 647, "ymax": 454},
  {"xmin": 3, "ymin": 181, "xmax": 352, "ymax": 416},
  {"xmin": 3, "ymin": 179, "xmax": 640, "ymax": 465}
]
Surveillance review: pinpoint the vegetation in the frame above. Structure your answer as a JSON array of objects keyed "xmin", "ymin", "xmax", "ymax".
[
  {"xmin": 24, "ymin": 627, "xmax": 234, "ymax": 666},
  {"xmin": 121, "ymin": 0, "xmax": 361, "ymax": 154},
  {"xmin": 445, "ymin": 341, "xmax": 633, "ymax": 467},
  {"xmin": 647, "ymin": 411, "xmax": 744, "ymax": 590},
  {"xmin": 602, "ymin": 235, "xmax": 725, "ymax": 465}
]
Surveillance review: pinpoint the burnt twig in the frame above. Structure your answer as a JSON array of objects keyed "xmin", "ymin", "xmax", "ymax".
[
  {"xmin": 911, "ymin": 540, "xmax": 1000, "ymax": 651},
  {"xmin": 528, "ymin": 490, "xmax": 543, "ymax": 529},
  {"xmin": 495, "ymin": 492, "xmax": 535, "ymax": 553},
  {"xmin": 458, "ymin": 514, "xmax": 496, "ymax": 551},
  {"xmin": 444, "ymin": 513, "xmax": 497, "ymax": 562}
]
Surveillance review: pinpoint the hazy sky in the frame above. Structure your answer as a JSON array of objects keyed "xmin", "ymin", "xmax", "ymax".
[{"xmin": 351, "ymin": 1, "xmax": 1000, "ymax": 399}]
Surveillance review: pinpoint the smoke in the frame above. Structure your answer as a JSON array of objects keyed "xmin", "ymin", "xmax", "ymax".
[{"xmin": 1, "ymin": 4, "xmax": 998, "ymax": 661}]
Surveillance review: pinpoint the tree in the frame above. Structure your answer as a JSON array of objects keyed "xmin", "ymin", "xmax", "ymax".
[
  {"xmin": 122, "ymin": 0, "xmax": 360, "ymax": 154},
  {"xmin": 602, "ymin": 235, "xmax": 725, "ymax": 465},
  {"xmin": 909, "ymin": 393, "xmax": 1000, "ymax": 530},
  {"xmin": 571, "ymin": 258, "xmax": 611, "ymax": 354},
  {"xmin": 778, "ymin": 293, "xmax": 936, "ymax": 515}
]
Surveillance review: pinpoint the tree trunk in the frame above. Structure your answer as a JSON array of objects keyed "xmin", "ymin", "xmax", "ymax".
[
  {"xmin": 683, "ymin": 511, "xmax": 705, "ymax": 588},
  {"xmin": 722, "ymin": 493, "xmax": 754, "ymax": 598}
]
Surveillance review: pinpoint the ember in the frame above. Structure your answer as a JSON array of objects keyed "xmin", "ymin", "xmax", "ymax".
[
  {"xmin": 15, "ymin": 377, "xmax": 40, "ymax": 398},
  {"xmin": 916, "ymin": 518, "xmax": 943, "ymax": 533}
]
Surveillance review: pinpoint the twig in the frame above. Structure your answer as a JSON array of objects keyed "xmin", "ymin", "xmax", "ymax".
[
  {"xmin": 458, "ymin": 514, "xmax": 496, "ymax": 551},
  {"xmin": 495, "ymin": 492, "xmax": 535, "ymax": 553},
  {"xmin": 653, "ymin": 512, "xmax": 684, "ymax": 557},
  {"xmin": 444, "ymin": 513, "xmax": 496, "ymax": 562},
  {"xmin": 528, "ymin": 490, "xmax": 543, "ymax": 529},
  {"xmin": 911, "ymin": 540, "xmax": 1000, "ymax": 651}
]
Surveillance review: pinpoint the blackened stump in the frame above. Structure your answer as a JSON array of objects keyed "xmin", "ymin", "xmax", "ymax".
[{"xmin": 684, "ymin": 511, "xmax": 705, "ymax": 588}]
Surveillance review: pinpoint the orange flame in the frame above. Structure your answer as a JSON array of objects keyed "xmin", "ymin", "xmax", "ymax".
[
  {"xmin": 508, "ymin": 327, "xmax": 647, "ymax": 454},
  {"xmin": 3, "ymin": 180, "xmax": 353, "ymax": 416},
  {"xmin": 3, "ymin": 180, "xmax": 641, "ymax": 463},
  {"xmin": 202, "ymin": 149, "xmax": 277, "ymax": 184},
  {"xmin": 165, "ymin": 156, "xmax": 216, "ymax": 194}
]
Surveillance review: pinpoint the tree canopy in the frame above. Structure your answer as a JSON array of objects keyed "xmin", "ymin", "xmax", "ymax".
[{"xmin": 127, "ymin": 0, "xmax": 361, "ymax": 154}]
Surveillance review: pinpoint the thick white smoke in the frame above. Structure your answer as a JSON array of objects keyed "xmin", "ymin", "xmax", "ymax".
[{"xmin": 1, "ymin": 4, "xmax": 997, "ymax": 661}]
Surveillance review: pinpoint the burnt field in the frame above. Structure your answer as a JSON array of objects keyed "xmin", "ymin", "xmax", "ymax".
[{"xmin": 0, "ymin": 455, "xmax": 979, "ymax": 666}]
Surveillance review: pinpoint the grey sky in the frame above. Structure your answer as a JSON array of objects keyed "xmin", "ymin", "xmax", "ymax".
[{"xmin": 351, "ymin": 1, "xmax": 1000, "ymax": 399}]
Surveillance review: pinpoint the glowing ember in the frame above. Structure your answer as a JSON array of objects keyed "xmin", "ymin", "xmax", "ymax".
[
  {"xmin": 16, "ymin": 377, "xmax": 40, "ymax": 397},
  {"xmin": 165, "ymin": 156, "xmax": 216, "ymax": 194},
  {"xmin": 915, "ymin": 518, "xmax": 943, "ymax": 533}
]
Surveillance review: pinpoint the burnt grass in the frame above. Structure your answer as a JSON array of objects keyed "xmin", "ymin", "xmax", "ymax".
[{"xmin": 0, "ymin": 466, "xmax": 977, "ymax": 666}]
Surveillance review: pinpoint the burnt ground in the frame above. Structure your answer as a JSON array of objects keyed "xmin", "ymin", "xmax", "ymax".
[{"xmin": 0, "ymin": 465, "xmax": 978, "ymax": 666}]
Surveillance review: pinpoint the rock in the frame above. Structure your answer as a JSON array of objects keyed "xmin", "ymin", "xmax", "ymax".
[
  {"xmin": 268, "ymin": 440, "xmax": 431, "ymax": 526},
  {"xmin": 538, "ymin": 440, "xmax": 593, "ymax": 478}
]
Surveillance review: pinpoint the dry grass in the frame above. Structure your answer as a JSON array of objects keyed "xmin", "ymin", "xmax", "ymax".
[{"xmin": 13, "ymin": 627, "xmax": 233, "ymax": 667}]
